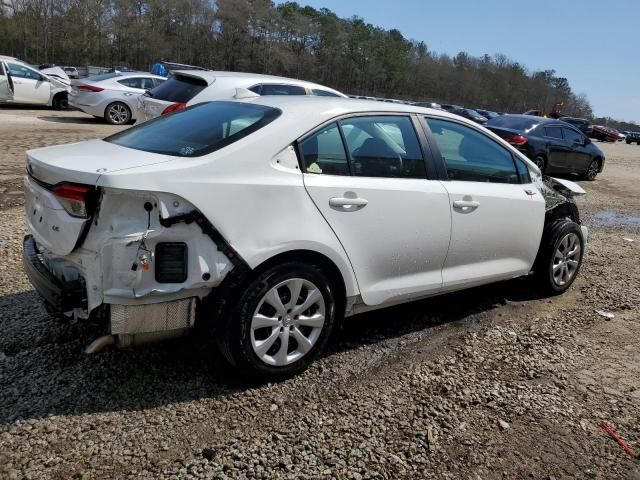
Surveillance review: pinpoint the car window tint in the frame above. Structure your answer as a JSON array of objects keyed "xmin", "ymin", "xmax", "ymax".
[
  {"xmin": 147, "ymin": 74, "xmax": 207, "ymax": 103},
  {"xmin": 544, "ymin": 126, "xmax": 563, "ymax": 139},
  {"xmin": 8, "ymin": 63, "xmax": 42, "ymax": 80},
  {"xmin": 105, "ymin": 101, "xmax": 281, "ymax": 157},
  {"xmin": 340, "ymin": 116, "xmax": 426, "ymax": 179},
  {"xmin": 153, "ymin": 78, "xmax": 165, "ymax": 88},
  {"xmin": 259, "ymin": 84, "xmax": 306, "ymax": 95},
  {"xmin": 248, "ymin": 85, "xmax": 262, "ymax": 94},
  {"xmin": 299, "ymin": 123, "xmax": 349, "ymax": 176},
  {"xmin": 426, "ymin": 117, "xmax": 519, "ymax": 184},
  {"xmin": 563, "ymin": 127, "xmax": 583, "ymax": 144},
  {"xmin": 312, "ymin": 89, "xmax": 340, "ymax": 97}
]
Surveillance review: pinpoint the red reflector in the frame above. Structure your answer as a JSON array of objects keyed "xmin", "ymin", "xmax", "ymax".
[
  {"xmin": 505, "ymin": 134, "xmax": 528, "ymax": 146},
  {"xmin": 53, "ymin": 184, "xmax": 91, "ymax": 201},
  {"xmin": 77, "ymin": 85, "xmax": 104, "ymax": 92},
  {"xmin": 161, "ymin": 102, "xmax": 187, "ymax": 115}
]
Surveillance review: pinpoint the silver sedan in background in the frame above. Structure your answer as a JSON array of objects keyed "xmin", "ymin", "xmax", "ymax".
[{"xmin": 69, "ymin": 72, "xmax": 166, "ymax": 125}]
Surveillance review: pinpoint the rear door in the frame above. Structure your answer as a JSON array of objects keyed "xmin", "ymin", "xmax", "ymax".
[
  {"xmin": 301, "ymin": 114, "xmax": 452, "ymax": 306},
  {"xmin": 7, "ymin": 62, "xmax": 51, "ymax": 104},
  {"xmin": 543, "ymin": 125, "xmax": 571, "ymax": 173},
  {"xmin": 562, "ymin": 126, "xmax": 591, "ymax": 173},
  {"xmin": 0, "ymin": 61, "xmax": 14, "ymax": 102},
  {"xmin": 423, "ymin": 116, "xmax": 545, "ymax": 290}
]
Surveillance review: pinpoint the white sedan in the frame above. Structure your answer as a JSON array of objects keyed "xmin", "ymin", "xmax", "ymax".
[
  {"xmin": 69, "ymin": 71, "xmax": 166, "ymax": 124},
  {"xmin": 22, "ymin": 97, "xmax": 588, "ymax": 380},
  {"xmin": 0, "ymin": 56, "xmax": 70, "ymax": 109}
]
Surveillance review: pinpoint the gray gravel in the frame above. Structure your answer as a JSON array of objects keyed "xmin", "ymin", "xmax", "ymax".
[{"xmin": 1, "ymin": 110, "xmax": 639, "ymax": 479}]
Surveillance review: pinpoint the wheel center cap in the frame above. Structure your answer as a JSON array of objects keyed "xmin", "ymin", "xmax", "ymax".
[{"xmin": 283, "ymin": 316, "xmax": 292, "ymax": 327}]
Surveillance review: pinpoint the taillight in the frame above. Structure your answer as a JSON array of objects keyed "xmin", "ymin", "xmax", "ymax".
[
  {"xmin": 77, "ymin": 85, "xmax": 104, "ymax": 92},
  {"xmin": 53, "ymin": 183, "xmax": 94, "ymax": 218},
  {"xmin": 161, "ymin": 102, "xmax": 187, "ymax": 115},
  {"xmin": 504, "ymin": 134, "xmax": 528, "ymax": 146}
]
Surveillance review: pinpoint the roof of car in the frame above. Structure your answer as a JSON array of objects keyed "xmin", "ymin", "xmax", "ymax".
[{"xmin": 172, "ymin": 69, "xmax": 346, "ymax": 96}]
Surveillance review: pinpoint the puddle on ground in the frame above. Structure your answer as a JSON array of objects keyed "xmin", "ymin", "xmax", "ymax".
[{"xmin": 588, "ymin": 210, "xmax": 640, "ymax": 227}]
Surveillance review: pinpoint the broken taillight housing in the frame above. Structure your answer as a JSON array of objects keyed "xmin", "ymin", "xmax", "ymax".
[
  {"xmin": 161, "ymin": 102, "xmax": 187, "ymax": 115},
  {"xmin": 504, "ymin": 134, "xmax": 528, "ymax": 146},
  {"xmin": 53, "ymin": 183, "xmax": 95, "ymax": 218}
]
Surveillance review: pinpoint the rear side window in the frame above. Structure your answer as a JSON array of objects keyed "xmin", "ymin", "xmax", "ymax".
[
  {"xmin": 487, "ymin": 115, "xmax": 541, "ymax": 133},
  {"xmin": 544, "ymin": 126, "xmax": 563, "ymax": 139},
  {"xmin": 299, "ymin": 123, "xmax": 350, "ymax": 176},
  {"xmin": 105, "ymin": 102, "xmax": 281, "ymax": 157},
  {"xmin": 147, "ymin": 75, "xmax": 207, "ymax": 103},
  {"xmin": 259, "ymin": 84, "xmax": 306, "ymax": 96},
  {"xmin": 340, "ymin": 116, "xmax": 426, "ymax": 179},
  {"xmin": 312, "ymin": 89, "xmax": 340, "ymax": 97},
  {"xmin": 118, "ymin": 78, "xmax": 153, "ymax": 89},
  {"xmin": 426, "ymin": 118, "xmax": 520, "ymax": 184}
]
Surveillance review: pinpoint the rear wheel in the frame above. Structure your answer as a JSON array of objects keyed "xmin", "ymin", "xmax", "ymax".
[
  {"xmin": 533, "ymin": 155, "xmax": 546, "ymax": 172},
  {"xmin": 584, "ymin": 159, "xmax": 600, "ymax": 181},
  {"xmin": 215, "ymin": 262, "xmax": 337, "ymax": 380},
  {"xmin": 534, "ymin": 220, "xmax": 584, "ymax": 295},
  {"xmin": 104, "ymin": 102, "xmax": 131, "ymax": 125}
]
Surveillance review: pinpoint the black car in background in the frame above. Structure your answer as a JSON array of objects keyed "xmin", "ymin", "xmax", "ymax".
[
  {"xmin": 452, "ymin": 107, "xmax": 488, "ymax": 124},
  {"xmin": 476, "ymin": 109, "xmax": 499, "ymax": 120},
  {"xmin": 625, "ymin": 131, "xmax": 640, "ymax": 145},
  {"xmin": 486, "ymin": 115, "xmax": 605, "ymax": 180},
  {"xmin": 440, "ymin": 104, "xmax": 462, "ymax": 112},
  {"xmin": 559, "ymin": 117, "xmax": 592, "ymax": 136}
]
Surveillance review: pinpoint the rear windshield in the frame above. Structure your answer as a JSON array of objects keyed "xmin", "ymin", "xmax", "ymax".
[
  {"xmin": 147, "ymin": 74, "xmax": 207, "ymax": 102},
  {"xmin": 105, "ymin": 101, "xmax": 281, "ymax": 157},
  {"xmin": 486, "ymin": 115, "xmax": 541, "ymax": 132}
]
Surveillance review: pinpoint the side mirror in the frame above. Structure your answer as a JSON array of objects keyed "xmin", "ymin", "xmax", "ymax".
[{"xmin": 584, "ymin": 137, "xmax": 591, "ymax": 145}]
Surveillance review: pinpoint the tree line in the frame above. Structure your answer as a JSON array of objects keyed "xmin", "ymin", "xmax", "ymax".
[{"xmin": 0, "ymin": 0, "xmax": 635, "ymax": 126}]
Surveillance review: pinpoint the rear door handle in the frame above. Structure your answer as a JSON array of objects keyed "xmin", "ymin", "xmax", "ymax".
[
  {"xmin": 329, "ymin": 197, "xmax": 368, "ymax": 209},
  {"xmin": 453, "ymin": 200, "xmax": 480, "ymax": 211}
]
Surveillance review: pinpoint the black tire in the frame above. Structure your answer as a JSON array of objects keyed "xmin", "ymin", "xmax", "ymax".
[
  {"xmin": 104, "ymin": 102, "xmax": 132, "ymax": 125},
  {"xmin": 52, "ymin": 92, "xmax": 68, "ymax": 110},
  {"xmin": 636, "ymin": 141, "xmax": 640, "ymax": 146},
  {"xmin": 534, "ymin": 220, "xmax": 584, "ymax": 295},
  {"xmin": 626, "ymin": 139, "xmax": 632, "ymax": 144},
  {"xmin": 583, "ymin": 158, "xmax": 600, "ymax": 181},
  {"xmin": 215, "ymin": 262, "xmax": 337, "ymax": 381},
  {"xmin": 533, "ymin": 155, "xmax": 546, "ymax": 172}
]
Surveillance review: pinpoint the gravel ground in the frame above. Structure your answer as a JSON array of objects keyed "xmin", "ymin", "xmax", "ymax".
[{"xmin": 0, "ymin": 108, "xmax": 639, "ymax": 479}]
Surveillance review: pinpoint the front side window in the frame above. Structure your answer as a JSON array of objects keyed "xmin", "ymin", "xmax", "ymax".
[
  {"xmin": 426, "ymin": 117, "xmax": 520, "ymax": 184},
  {"xmin": 563, "ymin": 127, "xmax": 584, "ymax": 144},
  {"xmin": 259, "ymin": 84, "xmax": 306, "ymax": 96},
  {"xmin": 105, "ymin": 101, "xmax": 281, "ymax": 157},
  {"xmin": 544, "ymin": 126, "xmax": 564, "ymax": 139},
  {"xmin": 299, "ymin": 123, "xmax": 350, "ymax": 176},
  {"xmin": 340, "ymin": 116, "xmax": 426, "ymax": 179},
  {"xmin": 8, "ymin": 63, "xmax": 42, "ymax": 80}
]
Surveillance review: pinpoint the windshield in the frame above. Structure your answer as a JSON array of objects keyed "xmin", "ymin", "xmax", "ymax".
[
  {"xmin": 486, "ymin": 115, "xmax": 541, "ymax": 132},
  {"xmin": 105, "ymin": 101, "xmax": 281, "ymax": 157}
]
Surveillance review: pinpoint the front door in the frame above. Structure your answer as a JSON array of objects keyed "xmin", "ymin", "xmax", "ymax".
[
  {"xmin": 7, "ymin": 62, "xmax": 50, "ymax": 105},
  {"xmin": 562, "ymin": 126, "xmax": 592, "ymax": 173},
  {"xmin": 300, "ymin": 115, "xmax": 452, "ymax": 306},
  {"xmin": 424, "ymin": 117, "xmax": 546, "ymax": 290},
  {"xmin": 543, "ymin": 125, "xmax": 572, "ymax": 174},
  {"xmin": 0, "ymin": 61, "xmax": 14, "ymax": 102}
]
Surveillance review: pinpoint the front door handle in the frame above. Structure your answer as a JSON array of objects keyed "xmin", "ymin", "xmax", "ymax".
[
  {"xmin": 329, "ymin": 197, "xmax": 368, "ymax": 210},
  {"xmin": 453, "ymin": 199, "xmax": 480, "ymax": 212}
]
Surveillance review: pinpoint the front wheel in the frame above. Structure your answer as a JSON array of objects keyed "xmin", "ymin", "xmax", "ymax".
[
  {"xmin": 216, "ymin": 262, "xmax": 337, "ymax": 380},
  {"xmin": 534, "ymin": 220, "xmax": 584, "ymax": 295},
  {"xmin": 584, "ymin": 159, "xmax": 600, "ymax": 181},
  {"xmin": 533, "ymin": 155, "xmax": 546, "ymax": 172},
  {"xmin": 52, "ymin": 92, "xmax": 68, "ymax": 110},
  {"xmin": 104, "ymin": 102, "xmax": 132, "ymax": 125}
]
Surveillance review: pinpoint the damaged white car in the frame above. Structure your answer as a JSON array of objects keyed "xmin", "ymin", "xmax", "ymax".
[
  {"xmin": 23, "ymin": 97, "xmax": 589, "ymax": 379},
  {"xmin": 0, "ymin": 56, "xmax": 70, "ymax": 109}
]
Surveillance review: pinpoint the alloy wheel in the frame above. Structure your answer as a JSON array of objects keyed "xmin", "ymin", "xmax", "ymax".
[
  {"xmin": 250, "ymin": 278, "xmax": 325, "ymax": 367},
  {"xmin": 586, "ymin": 160, "xmax": 599, "ymax": 180},
  {"xmin": 552, "ymin": 233, "xmax": 581, "ymax": 287},
  {"xmin": 107, "ymin": 104, "xmax": 130, "ymax": 124}
]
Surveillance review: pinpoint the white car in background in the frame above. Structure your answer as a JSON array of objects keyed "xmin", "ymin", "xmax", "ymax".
[
  {"xmin": 22, "ymin": 97, "xmax": 588, "ymax": 380},
  {"xmin": 69, "ymin": 71, "xmax": 166, "ymax": 125},
  {"xmin": 0, "ymin": 55, "xmax": 71, "ymax": 109},
  {"xmin": 137, "ymin": 70, "xmax": 346, "ymax": 122}
]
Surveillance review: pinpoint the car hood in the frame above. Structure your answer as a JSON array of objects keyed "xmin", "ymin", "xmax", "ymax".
[
  {"xmin": 40, "ymin": 67, "xmax": 71, "ymax": 89},
  {"xmin": 27, "ymin": 140, "xmax": 176, "ymax": 186}
]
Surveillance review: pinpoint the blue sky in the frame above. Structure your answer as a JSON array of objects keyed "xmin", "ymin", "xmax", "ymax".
[{"xmin": 275, "ymin": 0, "xmax": 640, "ymax": 123}]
